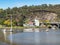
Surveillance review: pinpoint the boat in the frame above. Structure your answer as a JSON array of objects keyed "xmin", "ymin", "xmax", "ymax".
[
  {"xmin": 24, "ymin": 28, "xmax": 33, "ymax": 32},
  {"xmin": 46, "ymin": 29, "xmax": 49, "ymax": 32},
  {"xmin": 3, "ymin": 15, "xmax": 13, "ymax": 32}
]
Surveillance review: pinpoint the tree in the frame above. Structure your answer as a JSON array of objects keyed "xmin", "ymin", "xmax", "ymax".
[{"xmin": 4, "ymin": 19, "xmax": 11, "ymax": 26}]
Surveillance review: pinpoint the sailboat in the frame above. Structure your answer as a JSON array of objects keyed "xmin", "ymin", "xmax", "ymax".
[
  {"xmin": 3, "ymin": 15, "xmax": 13, "ymax": 32},
  {"xmin": 10, "ymin": 15, "xmax": 13, "ymax": 32}
]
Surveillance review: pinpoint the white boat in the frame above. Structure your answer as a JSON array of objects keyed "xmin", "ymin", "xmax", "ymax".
[
  {"xmin": 3, "ymin": 15, "xmax": 13, "ymax": 32},
  {"xmin": 24, "ymin": 28, "xmax": 33, "ymax": 32},
  {"xmin": 24, "ymin": 28, "xmax": 40, "ymax": 32}
]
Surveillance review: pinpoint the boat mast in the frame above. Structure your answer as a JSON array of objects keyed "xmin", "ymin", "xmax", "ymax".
[{"xmin": 11, "ymin": 15, "xmax": 12, "ymax": 31}]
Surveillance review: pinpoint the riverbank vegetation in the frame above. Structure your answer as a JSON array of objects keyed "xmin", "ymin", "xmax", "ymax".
[{"xmin": 0, "ymin": 4, "xmax": 60, "ymax": 27}]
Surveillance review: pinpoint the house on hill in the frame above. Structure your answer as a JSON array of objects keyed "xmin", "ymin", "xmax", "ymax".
[{"xmin": 23, "ymin": 16, "xmax": 40, "ymax": 27}]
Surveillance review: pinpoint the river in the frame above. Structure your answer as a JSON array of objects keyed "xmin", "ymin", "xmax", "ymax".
[{"xmin": 0, "ymin": 28, "xmax": 60, "ymax": 45}]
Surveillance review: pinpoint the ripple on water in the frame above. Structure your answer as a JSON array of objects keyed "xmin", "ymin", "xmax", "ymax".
[{"xmin": 8, "ymin": 31, "xmax": 60, "ymax": 45}]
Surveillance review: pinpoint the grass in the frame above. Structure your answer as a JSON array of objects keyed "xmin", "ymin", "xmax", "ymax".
[
  {"xmin": 0, "ymin": 25, "xmax": 48, "ymax": 29},
  {"xmin": 0, "ymin": 25, "xmax": 24, "ymax": 29}
]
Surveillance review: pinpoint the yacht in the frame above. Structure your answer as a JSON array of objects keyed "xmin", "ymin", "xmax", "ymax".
[{"xmin": 3, "ymin": 15, "xmax": 13, "ymax": 32}]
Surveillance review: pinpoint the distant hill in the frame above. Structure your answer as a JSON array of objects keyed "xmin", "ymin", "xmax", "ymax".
[{"xmin": 0, "ymin": 4, "xmax": 60, "ymax": 26}]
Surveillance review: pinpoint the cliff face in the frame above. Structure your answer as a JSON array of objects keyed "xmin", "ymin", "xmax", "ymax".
[
  {"xmin": 29, "ymin": 12, "xmax": 58, "ymax": 22},
  {"xmin": 44, "ymin": 13, "xmax": 57, "ymax": 22}
]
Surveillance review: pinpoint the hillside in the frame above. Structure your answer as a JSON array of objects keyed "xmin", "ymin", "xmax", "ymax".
[{"xmin": 0, "ymin": 4, "xmax": 60, "ymax": 26}]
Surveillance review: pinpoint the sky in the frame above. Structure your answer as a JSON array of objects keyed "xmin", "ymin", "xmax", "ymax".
[{"xmin": 0, "ymin": 0, "xmax": 60, "ymax": 9}]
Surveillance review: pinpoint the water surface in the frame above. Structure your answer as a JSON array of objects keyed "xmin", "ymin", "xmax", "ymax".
[{"xmin": 8, "ymin": 29, "xmax": 60, "ymax": 45}]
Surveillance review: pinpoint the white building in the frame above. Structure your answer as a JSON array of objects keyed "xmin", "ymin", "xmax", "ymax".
[{"xmin": 34, "ymin": 17, "xmax": 39, "ymax": 26}]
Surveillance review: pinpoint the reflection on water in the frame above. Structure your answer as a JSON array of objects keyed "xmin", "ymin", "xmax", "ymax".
[
  {"xmin": 2, "ymin": 28, "xmax": 60, "ymax": 45},
  {"xmin": 9, "ymin": 32, "xmax": 13, "ymax": 45},
  {"xmin": 7, "ymin": 29, "xmax": 60, "ymax": 45},
  {"xmin": 34, "ymin": 32, "xmax": 40, "ymax": 44},
  {"xmin": 2, "ymin": 29, "xmax": 13, "ymax": 45},
  {"xmin": 3, "ymin": 29, "xmax": 7, "ymax": 41}
]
